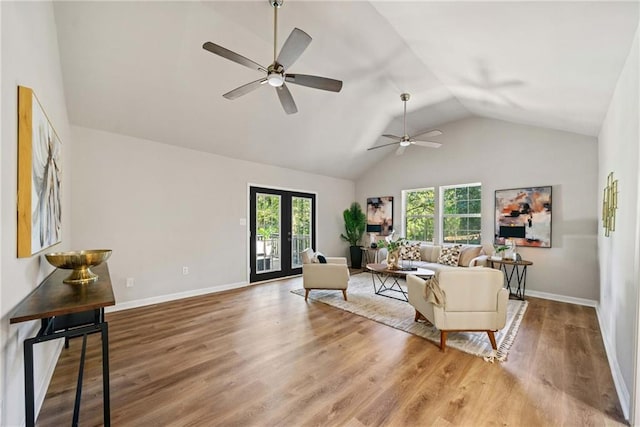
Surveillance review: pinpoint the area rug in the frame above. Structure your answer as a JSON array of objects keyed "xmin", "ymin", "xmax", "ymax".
[{"xmin": 292, "ymin": 273, "xmax": 528, "ymax": 362}]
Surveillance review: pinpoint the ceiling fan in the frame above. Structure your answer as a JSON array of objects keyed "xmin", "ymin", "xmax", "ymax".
[
  {"xmin": 202, "ymin": 0, "xmax": 343, "ymax": 115},
  {"xmin": 368, "ymin": 93, "xmax": 443, "ymax": 155}
]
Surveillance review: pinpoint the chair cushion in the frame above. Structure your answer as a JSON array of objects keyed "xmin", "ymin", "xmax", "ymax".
[
  {"xmin": 419, "ymin": 244, "xmax": 442, "ymax": 262},
  {"xmin": 437, "ymin": 245, "xmax": 462, "ymax": 266}
]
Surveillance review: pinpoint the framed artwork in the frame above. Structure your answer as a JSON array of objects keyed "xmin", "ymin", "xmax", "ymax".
[
  {"xmin": 17, "ymin": 86, "xmax": 63, "ymax": 257},
  {"xmin": 495, "ymin": 186, "xmax": 551, "ymax": 248},
  {"xmin": 366, "ymin": 196, "xmax": 393, "ymax": 236}
]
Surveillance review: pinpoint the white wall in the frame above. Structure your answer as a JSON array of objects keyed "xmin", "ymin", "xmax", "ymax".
[
  {"xmin": 356, "ymin": 116, "xmax": 599, "ymax": 301},
  {"xmin": 1, "ymin": 2, "xmax": 73, "ymax": 425},
  {"xmin": 70, "ymin": 126, "xmax": 355, "ymax": 305},
  {"xmin": 598, "ymin": 26, "xmax": 639, "ymax": 421}
]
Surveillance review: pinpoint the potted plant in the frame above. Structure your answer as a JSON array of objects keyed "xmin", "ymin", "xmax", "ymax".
[
  {"xmin": 377, "ymin": 233, "xmax": 406, "ymax": 270},
  {"xmin": 493, "ymin": 244, "xmax": 510, "ymax": 260},
  {"xmin": 340, "ymin": 202, "xmax": 366, "ymax": 268}
]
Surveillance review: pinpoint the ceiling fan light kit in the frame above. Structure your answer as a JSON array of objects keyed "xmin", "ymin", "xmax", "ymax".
[
  {"xmin": 202, "ymin": 0, "xmax": 342, "ymax": 114},
  {"xmin": 368, "ymin": 93, "xmax": 444, "ymax": 155}
]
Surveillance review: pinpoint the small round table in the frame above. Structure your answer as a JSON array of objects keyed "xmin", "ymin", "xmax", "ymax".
[
  {"xmin": 486, "ymin": 258, "xmax": 533, "ymax": 300},
  {"xmin": 366, "ymin": 263, "xmax": 435, "ymax": 301}
]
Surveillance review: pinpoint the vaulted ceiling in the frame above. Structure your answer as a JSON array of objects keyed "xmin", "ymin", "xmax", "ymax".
[{"xmin": 53, "ymin": 1, "xmax": 639, "ymax": 180}]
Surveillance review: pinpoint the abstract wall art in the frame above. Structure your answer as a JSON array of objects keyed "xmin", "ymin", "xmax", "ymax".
[
  {"xmin": 495, "ymin": 186, "xmax": 552, "ymax": 248},
  {"xmin": 366, "ymin": 196, "xmax": 393, "ymax": 236},
  {"xmin": 17, "ymin": 86, "xmax": 62, "ymax": 257}
]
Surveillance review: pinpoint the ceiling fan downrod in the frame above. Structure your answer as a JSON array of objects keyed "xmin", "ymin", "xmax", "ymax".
[
  {"xmin": 268, "ymin": 0, "xmax": 285, "ymax": 87},
  {"xmin": 400, "ymin": 93, "xmax": 411, "ymax": 146}
]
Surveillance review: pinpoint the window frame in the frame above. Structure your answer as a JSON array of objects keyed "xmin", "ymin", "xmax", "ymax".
[
  {"xmin": 439, "ymin": 182, "xmax": 482, "ymax": 245},
  {"xmin": 401, "ymin": 187, "xmax": 436, "ymax": 243}
]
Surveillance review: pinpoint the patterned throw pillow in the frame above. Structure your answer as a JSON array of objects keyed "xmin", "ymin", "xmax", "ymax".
[
  {"xmin": 400, "ymin": 242, "xmax": 421, "ymax": 260},
  {"xmin": 437, "ymin": 245, "xmax": 462, "ymax": 266}
]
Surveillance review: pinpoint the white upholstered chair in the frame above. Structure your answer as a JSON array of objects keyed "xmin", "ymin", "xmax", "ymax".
[
  {"xmin": 407, "ymin": 268, "xmax": 508, "ymax": 351},
  {"xmin": 300, "ymin": 248, "xmax": 349, "ymax": 301}
]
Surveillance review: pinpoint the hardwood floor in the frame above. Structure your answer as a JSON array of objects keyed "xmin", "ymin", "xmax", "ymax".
[{"xmin": 36, "ymin": 274, "xmax": 626, "ymax": 426}]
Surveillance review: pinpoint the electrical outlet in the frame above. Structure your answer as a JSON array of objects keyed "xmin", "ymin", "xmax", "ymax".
[
  {"xmin": 182, "ymin": 266, "xmax": 189, "ymax": 275},
  {"xmin": 126, "ymin": 278, "xmax": 134, "ymax": 288}
]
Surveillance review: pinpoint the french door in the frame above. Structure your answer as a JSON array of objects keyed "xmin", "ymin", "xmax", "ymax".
[{"xmin": 249, "ymin": 186, "xmax": 316, "ymax": 283}]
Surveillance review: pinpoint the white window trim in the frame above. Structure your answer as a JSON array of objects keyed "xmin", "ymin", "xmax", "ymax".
[
  {"xmin": 438, "ymin": 182, "xmax": 482, "ymax": 245},
  {"xmin": 402, "ymin": 187, "xmax": 435, "ymax": 243}
]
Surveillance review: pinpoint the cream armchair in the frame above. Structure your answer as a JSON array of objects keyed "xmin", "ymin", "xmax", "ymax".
[
  {"xmin": 300, "ymin": 249, "xmax": 349, "ymax": 301},
  {"xmin": 407, "ymin": 268, "xmax": 508, "ymax": 351}
]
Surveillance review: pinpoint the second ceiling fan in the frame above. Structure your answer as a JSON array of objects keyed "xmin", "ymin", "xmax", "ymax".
[
  {"xmin": 368, "ymin": 93, "xmax": 443, "ymax": 155},
  {"xmin": 202, "ymin": 0, "xmax": 343, "ymax": 115}
]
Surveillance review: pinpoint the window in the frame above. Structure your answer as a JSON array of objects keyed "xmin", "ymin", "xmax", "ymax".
[
  {"xmin": 441, "ymin": 183, "xmax": 482, "ymax": 244},
  {"xmin": 402, "ymin": 188, "xmax": 435, "ymax": 242}
]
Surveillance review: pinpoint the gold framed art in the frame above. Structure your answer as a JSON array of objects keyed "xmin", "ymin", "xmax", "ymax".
[
  {"xmin": 602, "ymin": 172, "xmax": 618, "ymax": 237},
  {"xmin": 17, "ymin": 85, "xmax": 63, "ymax": 257}
]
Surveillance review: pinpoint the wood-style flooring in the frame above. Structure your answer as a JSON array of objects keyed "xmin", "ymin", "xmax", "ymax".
[{"xmin": 36, "ymin": 274, "xmax": 626, "ymax": 426}]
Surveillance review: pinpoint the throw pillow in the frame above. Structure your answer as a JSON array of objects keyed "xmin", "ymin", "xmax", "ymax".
[
  {"xmin": 437, "ymin": 245, "xmax": 462, "ymax": 266},
  {"xmin": 313, "ymin": 251, "xmax": 325, "ymax": 263},
  {"xmin": 316, "ymin": 254, "xmax": 327, "ymax": 263},
  {"xmin": 400, "ymin": 242, "xmax": 421, "ymax": 260},
  {"xmin": 300, "ymin": 248, "xmax": 315, "ymax": 264},
  {"xmin": 458, "ymin": 245, "xmax": 482, "ymax": 267}
]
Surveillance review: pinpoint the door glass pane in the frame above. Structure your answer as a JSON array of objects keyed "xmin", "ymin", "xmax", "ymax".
[
  {"xmin": 256, "ymin": 193, "xmax": 281, "ymax": 273},
  {"xmin": 291, "ymin": 196, "xmax": 312, "ymax": 268}
]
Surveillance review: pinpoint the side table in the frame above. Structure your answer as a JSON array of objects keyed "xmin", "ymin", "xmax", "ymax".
[
  {"xmin": 487, "ymin": 258, "xmax": 533, "ymax": 300},
  {"xmin": 361, "ymin": 247, "xmax": 381, "ymax": 265}
]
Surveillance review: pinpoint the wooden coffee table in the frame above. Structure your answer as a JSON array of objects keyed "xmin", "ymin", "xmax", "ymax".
[{"xmin": 366, "ymin": 263, "xmax": 435, "ymax": 301}]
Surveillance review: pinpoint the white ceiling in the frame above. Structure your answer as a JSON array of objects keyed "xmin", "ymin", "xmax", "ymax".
[{"xmin": 53, "ymin": 1, "xmax": 639, "ymax": 180}]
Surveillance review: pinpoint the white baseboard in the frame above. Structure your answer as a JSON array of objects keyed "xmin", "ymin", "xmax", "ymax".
[
  {"xmin": 525, "ymin": 290, "xmax": 597, "ymax": 307},
  {"xmin": 106, "ymin": 281, "xmax": 252, "ymax": 313},
  {"xmin": 595, "ymin": 305, "xmax": 630, "ymax": 421}
]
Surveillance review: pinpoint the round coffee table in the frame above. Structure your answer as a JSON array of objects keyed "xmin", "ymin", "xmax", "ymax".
[{"xmin": 366, "ymin": 263, "xmax": 435, "ymax": 301}]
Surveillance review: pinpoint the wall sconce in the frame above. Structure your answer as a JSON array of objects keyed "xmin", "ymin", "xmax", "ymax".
[{"xmin": 602, "ymin": 172, "xmax": 618, "ymax": 237}]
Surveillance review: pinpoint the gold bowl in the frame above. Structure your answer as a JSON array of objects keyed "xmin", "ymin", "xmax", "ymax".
[{"xmin": 45, "ymin": 249, "xmax": 112, "ymax": 285}]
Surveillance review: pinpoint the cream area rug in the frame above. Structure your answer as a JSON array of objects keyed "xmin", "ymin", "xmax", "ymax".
[{"xmin": 292, "ymin": 273, "xmax": 528, "ymax": 362}]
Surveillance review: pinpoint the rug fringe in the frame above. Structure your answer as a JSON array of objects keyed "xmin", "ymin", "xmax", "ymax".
[{"xmin": 494, "ymin": 300, "xmax": 529, "ymax": 362}]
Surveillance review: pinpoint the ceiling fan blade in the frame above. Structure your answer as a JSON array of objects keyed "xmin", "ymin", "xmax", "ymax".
[
  {"xmin": 285, "ymin": 74, "xmax": 343, "ymax": 92},
  {"xmin": 276, "ymin": 83, "xmax": 298, "ymax": 115},
  {"xmin": 413, "ymin": 140, "xmax": 442, "ymax": 148},
  {"xmin": 203, "ymin": 42, "xmax": 267, "ymax": 72},
  {"xmin": 276, "ymin": 28, "xmax": 312, "ymax": 69},
  {"xmin": 413, "ymin": 129, "xmax": 443, "ymax": 139},
  {"xmin": 382, "ymin": 134, "xmax": 402, "ymax": 141},
  {"xmin": 395, "ymin": 145, "xmax": 407, "ymax": 156},
  {"xmin": 223, "ymin": 78, "xmax": 268, "ymax": 100},
  {"xmin": 367, "ymin": 141, "xmax": 401, "ymax": 151}
]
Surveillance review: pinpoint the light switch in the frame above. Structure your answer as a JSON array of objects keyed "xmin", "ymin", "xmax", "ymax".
[{"xmin": 239, "ymin": 218, "xmax": 247, "ymax": 226}]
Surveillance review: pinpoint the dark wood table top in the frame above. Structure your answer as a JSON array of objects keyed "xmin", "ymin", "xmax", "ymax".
[
  {"xmin": 487, "ymin": 258, "xmax": 533, "ymax": 266},
  {"xmin": 10, "ymin": 263, "xmax": 115, "ymax": 324}
]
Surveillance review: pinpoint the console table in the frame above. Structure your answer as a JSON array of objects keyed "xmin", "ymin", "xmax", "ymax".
[
  {"xmin": 487, "ymin": 258, "xmax": 532, "ymax": 300},
  {"xmin": 10, "ymin": 263, "xmax": 115, "ymax": 427}
]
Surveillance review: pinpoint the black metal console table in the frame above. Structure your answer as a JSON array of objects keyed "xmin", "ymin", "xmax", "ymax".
[{"xmin": 10, "ymin": 263, "xmax": 115, "ymax": 427}]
